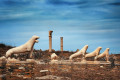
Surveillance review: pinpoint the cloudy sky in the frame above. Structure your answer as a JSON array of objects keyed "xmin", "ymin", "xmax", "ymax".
[{"xmin": 0, "ymin": 0, "xmax": 120, "ymax": 54}]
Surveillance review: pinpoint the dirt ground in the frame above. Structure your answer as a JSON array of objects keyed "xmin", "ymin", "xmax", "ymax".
[
  {"xmin": 34, "ymin": 62, "xmax": 120, "ymax": 80},
  {"xmin": 0, "ymin": 44, "xmax": 120, "ymax": 80}
]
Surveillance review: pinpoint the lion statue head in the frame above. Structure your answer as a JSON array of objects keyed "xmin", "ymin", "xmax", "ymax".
[{"xmin": 31, "ymin": 35, "xmax": 40, "ymax": 43}]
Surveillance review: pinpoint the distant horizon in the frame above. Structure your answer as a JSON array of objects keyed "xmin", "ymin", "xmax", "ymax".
[
  {"xmin": 1, "ymin": 42, "xmax": 120, "ymax": 55},
  {"xmin": 0, "ymin": 0, "xmax": 120, "ymax": 54}
]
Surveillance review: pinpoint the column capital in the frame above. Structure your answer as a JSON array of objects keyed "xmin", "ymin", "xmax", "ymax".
[{"xmin": 49, "ymin": 31, "xmax": 53, "ymax": 37}]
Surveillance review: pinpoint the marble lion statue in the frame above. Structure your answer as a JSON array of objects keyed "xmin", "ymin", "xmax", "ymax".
[
  {"xmin": 85, "ymin": 47, "xmax": 102, "ymax": 59},
  {"xmin": 95, "ymin": 48, "xmax": 110, "ymax": 62},
  {"xmin": 69, "ymin": 45, "xmax": 88, "ymax": 60},
  {"xmin": 6, "ymin": 35, "xmax": 39, "ymax": 59}
]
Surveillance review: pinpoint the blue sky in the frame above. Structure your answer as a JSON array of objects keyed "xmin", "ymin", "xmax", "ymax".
[{"xmin": 0, "ymin": 0, "xmax": 120, "ymax": 54}]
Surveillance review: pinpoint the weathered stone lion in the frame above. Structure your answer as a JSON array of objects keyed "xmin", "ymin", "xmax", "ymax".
[
  {"xmin": 69, "ymin": 45, "xmax": 88, "ymax": 60},
  {"xmin": 85, "ymin": 47, "xmax": 102, "ymax": 59},
  {"xmin": 95, "ymin": 48, "xmax": 110, "ymax": 62},
  {"xmin": 6, "ymin": 35, "xmax": 39, "ymax": 59}
]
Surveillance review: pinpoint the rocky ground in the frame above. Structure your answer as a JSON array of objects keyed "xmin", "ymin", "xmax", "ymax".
[
  {"xmin": 34, "ymin": 59, "xmax": 120, "ymax": 80},
  {"xmin": 0, "ymin": 43, "xmax": 120, "ymax": 80}
]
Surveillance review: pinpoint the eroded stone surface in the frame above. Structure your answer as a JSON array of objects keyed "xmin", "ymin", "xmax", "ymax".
[
  {"xmin": 85, "ymin": 47, "xmax": 102, "ymax": 59},
  {"xmin": 95, "ymin": 48, "xmax": 110, "ymax": 62},
  {"xmin": 69, "ymin": 45, "xmax": 88, "ymax": 60},
  {"xmin": 6, "ymin": 35, "xmax": 39, "ymax": 59}
]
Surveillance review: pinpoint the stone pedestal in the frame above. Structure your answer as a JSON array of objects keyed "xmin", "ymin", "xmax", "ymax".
[{"xmin": 81, "ymin": 57, "xmax": 87, "ymax": 64}]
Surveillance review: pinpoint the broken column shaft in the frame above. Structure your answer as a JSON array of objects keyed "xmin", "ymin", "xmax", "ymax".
[
  {"xmin": 60, "ymin": 37, "xmax": 63, "ymax": 52},
  {"xmin": 49, "ymin": 31, "xmax": 53, "ymax": 52}
]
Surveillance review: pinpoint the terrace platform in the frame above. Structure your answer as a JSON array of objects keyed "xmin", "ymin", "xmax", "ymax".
[{"xmin": 49, "ymin": 60, "xmax": 111, "ymax": 65}]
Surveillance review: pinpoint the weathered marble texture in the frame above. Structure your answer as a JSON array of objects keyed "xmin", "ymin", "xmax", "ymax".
[
  {"xmin": 95, "ymin": 48, "xmax": 109, "ymax": 62},
  {"xmin": 69, "ymin": 45, "xmax": 88, "ymax": 60},
  {"xmin": 85, "ymin": 47, "xmax": 102, "ymax": 58},
  {"xmin": 6, "ymin": 35, "xmax": 39, "ymax": 59}
]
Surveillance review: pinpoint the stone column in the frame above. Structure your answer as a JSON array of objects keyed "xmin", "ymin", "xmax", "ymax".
[
  {"xmin": 49, "ymin": 31, "xmax": 53, "ymax": 52},
  {"xmin": 60, "ymin": 37, "xmax": 63, "ymax": 52}
]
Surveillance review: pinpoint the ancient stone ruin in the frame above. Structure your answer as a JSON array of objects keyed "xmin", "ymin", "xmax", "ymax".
[
  {"xmin": 60, "ymin": 37, "xmax": 63, "ymax": 52},
  {"xmin": 0, "ymin": 31, "xmax": 115, "ymax": 80},
  {"xmin": 6, "ymin": 35, "xmax": 39, "ymax": 59},
  {"xmin": 49, "ymin": 31, "xmax": 53, "ymax": 52}
]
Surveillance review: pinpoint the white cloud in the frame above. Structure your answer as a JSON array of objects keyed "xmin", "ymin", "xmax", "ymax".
[
  {"xmin": 0, "ymin": 12, "xmax": 34, "ymax": 20},
  {"xmin": 57, "ymin": 29, "xmax": 117, "ymax": 34}
]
